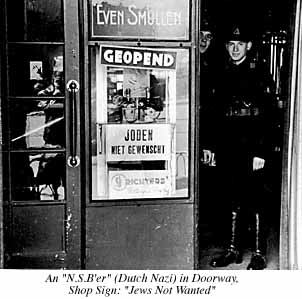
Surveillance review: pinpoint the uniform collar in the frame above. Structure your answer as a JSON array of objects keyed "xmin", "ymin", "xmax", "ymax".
[{"xmin": 231, "ymin": 56, "xmax": 247, "ymax": 65}]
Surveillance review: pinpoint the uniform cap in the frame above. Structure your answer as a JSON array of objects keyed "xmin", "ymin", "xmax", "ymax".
[
  {"xmin": 200, "ymin": 8, "xmax": 215, "ymax": 33},
  {"xmin": 225, "ymin": 25, "xmax": 252, "ymax": 42},
  {"xmin": 200, "ymin": 17, "xmax": 215, "ymax": 33}
]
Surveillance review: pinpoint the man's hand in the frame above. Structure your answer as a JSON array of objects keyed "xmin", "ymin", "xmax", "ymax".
[
  {"xmin": 253, "ymin": 157, "xmax": 265, "ymax": 171},
  {"xmin": 202, "ymin": 149, "xmax": 212, "ymax": 164}
]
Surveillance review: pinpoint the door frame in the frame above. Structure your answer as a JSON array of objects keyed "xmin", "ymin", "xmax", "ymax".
[
  {"xmin": 0, "ymin": 0, "xmax": 4, "ymax": 268},
  {"xmin": 64, "ymin": 0, "xmax": 83, "ymax": 269}
]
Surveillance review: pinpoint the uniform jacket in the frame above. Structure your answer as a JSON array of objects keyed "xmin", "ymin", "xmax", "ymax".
[{"xmin": 208, "ymin": 57, "xmax": 274, "ymax": 164}]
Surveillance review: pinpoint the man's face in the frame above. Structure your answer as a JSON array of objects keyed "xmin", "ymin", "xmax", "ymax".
[
  {"xmin": 226, "ymin": 40, "xmax": 252, "ymax": 63},
  {"xmin": 200, "ymin": 31, "xmax": 212, "ymax": 54}
]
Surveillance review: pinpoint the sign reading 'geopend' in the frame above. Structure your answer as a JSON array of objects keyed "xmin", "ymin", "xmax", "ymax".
[{"xmin": 100, "ymin": 45, "xmax": 177, "ymax": 70}]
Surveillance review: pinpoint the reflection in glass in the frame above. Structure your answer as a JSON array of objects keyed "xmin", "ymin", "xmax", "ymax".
[
  {"xmin": 107, "ymin": 68, "xmax": 166, "ymax": 124},
  {"xmin": 8, "ymin": 45, "xmax": 64, "ymax": 97},
  {"xmin": 7, "ymin": 0, "xmax": 63, "ymax": 42},
  {"xmin": 10, "ymin": 100, "xmax": 65, "ymax": 150},
  {"xmin": 11, "ymin": 152, "xmax": 65, "ymax": 201}
]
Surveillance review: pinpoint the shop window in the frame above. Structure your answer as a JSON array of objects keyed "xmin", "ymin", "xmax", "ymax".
[
  {"xmin": 90, "ymin": 46, "xmax": 189, "ymax": 200},
  {"xmin": 7, "ymin": 0, "xmax": 63, "ymax": 42}
]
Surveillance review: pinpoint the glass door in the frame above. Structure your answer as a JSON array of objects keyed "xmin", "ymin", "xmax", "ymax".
[{"xmin": 1, "ymin": 0, "xmax": 82, "ymax": 269}]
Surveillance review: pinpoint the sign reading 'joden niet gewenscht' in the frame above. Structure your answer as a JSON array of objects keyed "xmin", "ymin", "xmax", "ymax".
[
  {"xmin": 106, "ymin": 124, "xmax": 172, "ymax": 162},
  {"xmin": 90, "ymin": 0, "xmax": 189, "ymax": 39}
]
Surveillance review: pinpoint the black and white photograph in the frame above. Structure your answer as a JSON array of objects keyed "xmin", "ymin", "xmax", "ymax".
[{"xmin": 0, "ymin": 0, "xmax": 302, "ymax": 297}]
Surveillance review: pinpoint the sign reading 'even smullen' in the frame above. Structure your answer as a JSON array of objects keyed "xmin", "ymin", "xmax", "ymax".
[
  {"xmin": 100, "ymin": 46, "xmax": 177, "ymax": 70},
  {"xmin": 90, "ymin": 0, "xmax": 189, "ymax": 40}
]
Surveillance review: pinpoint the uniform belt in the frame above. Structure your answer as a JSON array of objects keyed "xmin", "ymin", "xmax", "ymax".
[{"xmin": 225, "ymin": 107, "xmax": 260, "ymax": 117}]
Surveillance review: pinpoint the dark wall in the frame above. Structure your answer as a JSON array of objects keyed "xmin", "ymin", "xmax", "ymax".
[
  {"xmin": 0, "ymin": 39, "xmax": 3, "ymax": 269},
  {"xmin": 203, "ymin": 0, "xmax": 294, "ymax": 35}
]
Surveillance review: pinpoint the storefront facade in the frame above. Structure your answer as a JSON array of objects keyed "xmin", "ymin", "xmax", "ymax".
[
  {"xmin": 0, "ymin": 0, "xmax": 198, "ymax": 269},
  {"xmin": 0, "ymin": 0, "xmax": 300, "ymax": 269}
]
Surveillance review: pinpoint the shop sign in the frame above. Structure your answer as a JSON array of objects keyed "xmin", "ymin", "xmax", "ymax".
[
  {"xmin": 90, "ymin": 0, "xmax": 189, "ymax": 40},
  {"xmin": 105, "ymin": 124, "xmax": 172, "ymax": 161},
  {"xmin": 100, "ymin": 45, "xmax": 177, "ymax": 70},
  {"xmin": 109, "ymin": 170, "xmax": 171, "ymax": 199}
]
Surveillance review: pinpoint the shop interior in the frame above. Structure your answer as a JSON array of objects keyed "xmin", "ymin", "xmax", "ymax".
[{"xmin": 198, "ymin": 0, "xmax": 294, "ymax": 269}]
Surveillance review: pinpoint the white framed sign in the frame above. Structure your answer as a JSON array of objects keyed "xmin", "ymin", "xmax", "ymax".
[
  {"xmin": 105, "ymin": 123, "xmax": 172, "ymax": 161},
  {"xmin": 90, "ymin": 0, "xmax": 190, "ymax": 40}
]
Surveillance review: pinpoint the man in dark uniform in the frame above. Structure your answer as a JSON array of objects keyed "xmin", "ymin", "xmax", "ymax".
[
  {"xmin": 207, "ymin": 25, "xmax": 274, "ymax": 270},
  {"xmin": 199, "ymin": 16, "xmax": 217, "ymax": 165}
]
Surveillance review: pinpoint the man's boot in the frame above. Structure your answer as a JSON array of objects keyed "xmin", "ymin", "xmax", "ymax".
[
  {"xmin": 247, "ymin": 212, "xmax": 267, "ymax": 270},
  {"xmin": 210, "ymin": 210, "xmax": 243, "ymax": 267}
]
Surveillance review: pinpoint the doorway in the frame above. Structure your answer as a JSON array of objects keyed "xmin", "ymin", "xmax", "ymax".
[{"xmin": 198, "ymin": 0, "xmax": 294, "ymax": 270}]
